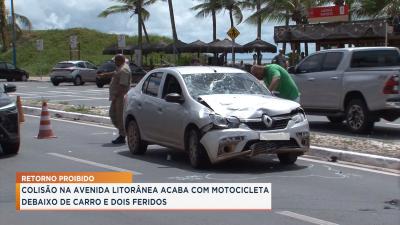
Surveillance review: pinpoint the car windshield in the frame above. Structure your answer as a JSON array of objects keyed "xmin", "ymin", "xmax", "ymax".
[
  {"xmin": 182, "ymin": 73, "xmax": 270, "ymax": 99},
  {"xmin": 99, "ymin": 62, "xmax": 115, "ymax": 71},
  {"xmin": 55, "ymin": 63, "xmax": 74, "ymax": 68}
]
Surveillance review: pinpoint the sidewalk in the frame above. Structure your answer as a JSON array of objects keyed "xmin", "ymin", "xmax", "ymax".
[{"xmin": 29, "ymin": 76, "xmax": 50, "ymax": 82}]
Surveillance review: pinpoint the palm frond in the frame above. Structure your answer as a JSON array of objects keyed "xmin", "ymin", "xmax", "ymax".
[
  {"xmin": 14, "ymin": 13, "xmax": 32, "ymax": 30},
  {"xmin": 98, "ymin": 5, "xmax": 132, "ymax": 17}
]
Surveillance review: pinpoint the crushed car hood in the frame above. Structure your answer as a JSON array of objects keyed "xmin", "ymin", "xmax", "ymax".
[{"xmin": 199, "ymin": 94, "xmax": 300, "ymax": 118}]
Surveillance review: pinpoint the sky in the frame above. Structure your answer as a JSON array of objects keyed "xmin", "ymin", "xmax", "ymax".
[{"xmin": 8, "ymin": 0, "xmax": 288, "ymax": 61}]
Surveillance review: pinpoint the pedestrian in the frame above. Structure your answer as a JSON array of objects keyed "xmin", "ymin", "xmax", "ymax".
[
  {"xmin": 271, "ymin": 49, "xmax": 288, "ymax": 68},
  {"xmin": 99, "ymin": 54, "xmax": 131, "ymax": 144},
  {"xmin": 250, "ymin": 64, "xmax": 300, "ymax": 102}
]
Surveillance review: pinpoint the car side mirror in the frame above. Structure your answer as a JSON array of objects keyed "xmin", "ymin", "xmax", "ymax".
[
  {"xmin": 287, "ymin": 66, "xmax": 296, "ymax": 74},
  {"xmin": 165, "ymin": 93, "xmax": 184, "ymax": 104},
  {"xmin": 4, "ymin": 84, "xmax": 16, "ymax": 93}
]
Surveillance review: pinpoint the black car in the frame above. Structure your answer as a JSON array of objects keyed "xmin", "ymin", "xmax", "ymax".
[
  {"xmin": 95, "ymin": 61, "xmax": 147, "ymax": 88},
  {"xmin": 0, "ymin": 83, "xmax": 19, "ymax": 155},
  {"xmin": 0, "ymin": 62, "xmax": 29, "ymax": 81}
]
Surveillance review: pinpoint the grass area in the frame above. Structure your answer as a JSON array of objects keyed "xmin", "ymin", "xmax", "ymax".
[
  {"xmin": 0, "ymin": 28, "xmax": 196, "ymax": 76},
  {"xmin": 65, "ymin": 105, "xmax": 91, "ymax": 114}
]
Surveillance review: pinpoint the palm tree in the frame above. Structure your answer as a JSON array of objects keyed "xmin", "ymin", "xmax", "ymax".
[
  {"xmin": 191, "ymin": 0, "xmax": 223, "ymax": 41},
  {"xmin": 166, "ymin": 0, "xmax": 178, "ymax": 46},
  {"xmin": 221, "ymin": 0, "xmax": 244, "ymax": 28},
  {"xmin": 0, "ymin": 3, "xmax": 31, "ymax": 52},
  {"xmin": 98, "ymin": 0, "xmax": 157, "ymax": 43}
]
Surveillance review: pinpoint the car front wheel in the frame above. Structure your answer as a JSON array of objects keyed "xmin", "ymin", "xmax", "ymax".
[
  {"xmin": 277, "ymin": 153, "xmax": 298, "ymax": 165},
  {"xmin": 345, "ymin": 99, "xmax": 374, "ymax": 134},
  {"xmin": 51, "ymin": 81, "xmax": 59, "ymax": 86},
  {"xmin": 186, "ymin": 128, "xmax": 210, "ymax": 168},
  {"xmin": 1, "ymin": 141, "xmax": 20, "ymax": 155},
  {"xmin": 126, "ymin": 119, "xmax": 147, "ymax": 155},
  {"xmin": 20, "ymin": 74, "xmax": 28, "ymax": 82},
  {"xmin": 73, "ymin": 76, "xmax": 83, "ymax": 86}
]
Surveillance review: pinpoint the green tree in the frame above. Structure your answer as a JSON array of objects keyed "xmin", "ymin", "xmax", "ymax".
[
  {"xmin": 98, "ymin": 0, "xmax": 157, "ymax": 43},
  {"xmin": 191, "ymin": 0, "xmax": 223, "ymax": 41},
  {"xmin": 221, "ymin": 0, "xmax": 244, "ymax": 28}
]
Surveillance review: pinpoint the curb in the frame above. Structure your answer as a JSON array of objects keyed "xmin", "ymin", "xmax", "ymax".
[
  {"xmin": 307, "ymin": 146, "xmax": 400, "ymax": 170},
  {"xmin": 22, "ymin": 105, "xmax": 400, "ymax": 170},
  {"xmin": 23, "ymin": 106, "xmax": 111, "ymax": 125}
]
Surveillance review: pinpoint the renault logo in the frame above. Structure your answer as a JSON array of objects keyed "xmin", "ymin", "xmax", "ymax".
[{"xmin": 262, "ymin": 115, "xmax": 273, "ymax": 128}]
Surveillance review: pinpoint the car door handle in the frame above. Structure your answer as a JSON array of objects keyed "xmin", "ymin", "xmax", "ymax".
[
  {"xmin": 307, "ymin": 77, "xmax": 315, "ymax": 81},
  {"xmin": 330, "ymin": 76, "xmax": 338, "ymax": 80}
]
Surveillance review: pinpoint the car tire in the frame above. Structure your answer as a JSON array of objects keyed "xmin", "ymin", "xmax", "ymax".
[
  {"xmin": 345, "ymin": 99, "xmax": 374, "ymax": 134},
  {"xmin": 96, "ymin": 79, "xmax": 104, "ymax": 88},
  {"xmin": 51, "ymin": 81, "xmax": 59, "ymax": 86},
  {"xmin": 20, "ymin": 74, "xmax": 28, "ymax": 82},
  {"xmin": 186, "ymin": 128, "xmax": 210, "ymax": 169},
  {"xmin": 126, "ymin": 119, "xmax": 147, "ymax": 155},
  {"xmin": 73, "ymin": 76, "xmax": 82, "ymax": 86},
  {"xmin": 277, "ymin": 153, "xmax": 298, "ymax": 165},
  {"xmin": 1, "ymin": 141, "xmax": 20, "ymax": 155},
  {"xmin": 327, "ymin": 116, "xmax": 345, "ymax": 123}
]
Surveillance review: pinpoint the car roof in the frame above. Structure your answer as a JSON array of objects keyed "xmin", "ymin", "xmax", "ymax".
[
  {"xmin": 156, "ymin": 66, "xmax": 246, "ymax": 75},
  {"xmin": 317, "ymin": 47, "xmax": 399, "ymax": 53}
]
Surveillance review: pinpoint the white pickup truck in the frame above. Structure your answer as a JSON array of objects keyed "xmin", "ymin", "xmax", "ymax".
[{"xmin": 289, "ymin": 47, "xmax": 400, "ymax": 133}]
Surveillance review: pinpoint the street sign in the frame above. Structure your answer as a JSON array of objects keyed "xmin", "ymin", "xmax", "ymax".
[
  {"xmin": 36, "ymin": 39, "xmax": 43, "ymax": 51},
  {"xmin": 118, "ymin": 34, "xmax": 126, "ymax": 48},
  {"xmin": 227, "ymin": 27, "xmax": 240, "ymax": 40},
  {"xmin": 308, "ymin": 5, "xmax": 349, "ymax": 23},
  {"xmin": 70, "ymin": 35, "xmax": 78, "ymax": 49}
]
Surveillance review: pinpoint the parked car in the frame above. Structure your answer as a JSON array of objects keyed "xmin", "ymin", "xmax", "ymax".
[
  {"xmin": 49, "ymin": 61, "xmax": 97, "ymax": 86},
  {"xmin": 0, "ymin": 61, "xmax": 29, "ymax": 81},
  {"xmin": 0, "ymin": 83, "xmax": 19, "ymax": 154},
  {"xmin": 124, "ymin": 66, "xmax": 310, "ymax": 168},
  {"xmin": 289, "ymin": 47, "xmax": 400, "ymax": 133},
  {"xmin": 95, "ymin": 61, "xmax": 147, "ymax": 88}
]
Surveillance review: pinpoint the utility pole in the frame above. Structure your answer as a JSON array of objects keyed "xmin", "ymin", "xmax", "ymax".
[
  {"xmin": 256, "ymin": 0, "xmax": 261, "ymax": 64},
  {"xmin": 10, "ymin": 0, "xmax": 17, "ymax": 66}
]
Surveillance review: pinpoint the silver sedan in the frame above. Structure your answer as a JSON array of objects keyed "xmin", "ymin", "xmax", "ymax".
[{"xmin": 123, "ymin": 66, "xmax": 310, "ymax": 168}]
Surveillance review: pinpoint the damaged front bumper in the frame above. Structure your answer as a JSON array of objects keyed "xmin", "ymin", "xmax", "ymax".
[{"xmin": 199, "ymin": 119, "xmax": 310, "ymax": 164}]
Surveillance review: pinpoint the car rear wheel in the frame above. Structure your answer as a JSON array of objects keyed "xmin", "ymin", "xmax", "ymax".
[
  {"xmin": 1, "ymin": 141, "xmax": 20, "ymax": 155},
  {"xmin": 96, "ymin": 81, "xmax": 104, "ymax": 88},
  {"xmin": 51, "ymin": 81, "xmax": 59, "ymax": 86},
  {"xmin": 73, "ymin": 76, "xmax": 83, "ymax": 86},
  {"xmin": 126, "ymin": 119, "xmax": 147, "ymax": 155},
  {"xmin": 345, "ymin": 99, "xmax": 374, "ymax": 134},
  {"xmin": 20, "ymin": 74, "xmax": 28, "ymax": 82},
  {"xmin": 277, "ymin": 153, "xmax": 298, "ymax": 165},
  {"xmin": 327, "ymin": 116, "xmax": 345, "ymax": 123},
  {"xmin": 186, "ymin": 128, "xmax": 210, "ymax": 168}
]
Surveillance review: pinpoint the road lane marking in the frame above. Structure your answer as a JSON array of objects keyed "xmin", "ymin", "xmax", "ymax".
[
  {"xmin": 300, "ymin": 157, "xmax": 399, "ymax": 177},
  {"xmin": 275, "ymin": 211, "xmax": 339, "ymax": 225},
  {"xmin": 26, "ymin": 114, "xmax": 114, "ymax": 129},
  {"xmin": 47, "ymin": 152, "xmax": 142, "ymax": 175}
]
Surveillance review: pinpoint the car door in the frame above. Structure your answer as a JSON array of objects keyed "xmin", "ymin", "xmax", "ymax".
[
  {"xmin": 0, "ymin": 62, "xmax": 8, "ymax": 80},
  {"xmin": 157, "ymin": 73, "xmax": 187, "ymax": 147},
  {"xmin": 6, "ymin": 63, "xmax": 17, "ymax": 80},
  {"xmin": 135, "ymin": 72, "xmax": 165, "ymax": 141},
  {"xmin": 75, "ymin": 62, "xmax": 88, "ymax": 80},
  {"xmin": 292, "ymin": 53, "xmax": 325, "ymax": 108},
  {"xmin": 84, "ymin": 62, "xmax": 97, "ymax": 81}
]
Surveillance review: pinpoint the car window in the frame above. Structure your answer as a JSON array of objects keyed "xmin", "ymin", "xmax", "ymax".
[
  {"xmin": 351, "ymin": 50, "xmax": 400, "ymax": 68},
  {"xmin": 182, "ymin": 73, "xmax": 269, "ymax": 99},
  {"xmin": 142, "ymin": 72, "xmax": 163, "ymax": 97},
  {"xmin": 322, "ymin": 52, "xmax": 343, "ymax": 71},
  {"xmin": 85, "ymin": 62, "xmax": 96, "ymax": 69},
  {"xmin": 76, "ymin": 62, "xmax": 86, "ymax": 68},
  {"xmin": 0, "ymin": 63, "xmax": 6, "ymax": 69},
  {"xmin": 297, "ymin": 53, "xmax": 325, "ymax": 73},
  {"xmin": 6, "ymin": 63, "xmax": 16, "ymax": 70},
  {"xmin": 55, "ymin": 63, "xmax": 74, "ymax": 68},
  {"xmin": 162, "ymin": 74, "xmax": 182, "ymax": 98},
  {"xmin": 99, "ymin": 62, "xmax": 115, "ymax": 72}
]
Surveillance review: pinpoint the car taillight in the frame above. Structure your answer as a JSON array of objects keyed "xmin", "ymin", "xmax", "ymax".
[{"xmin": 383, "ymin": 75, "xmax": 399, "ymax": 94}]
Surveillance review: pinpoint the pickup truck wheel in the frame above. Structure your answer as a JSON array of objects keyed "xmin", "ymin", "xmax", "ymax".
[
  {"xmin": 73, "ymin": 76, "xmax": 82, "ymax": 86},
  {"xmin": 277, "ymin": 153, "xmax": 298, "ymax": 165},
  {"xmin": 345, "ymin": 99, "xmax": 374, "ymax": 134},
  {"xmin": 186, "ymin": 128, "xmax": 210, "ymax": 169},
  {"xmin": 126, "ymin": 119, "xmax": 147, "ymax": 155},
  {"xmin": 327, "ymin": 116, "xmax": 345, "ymax": 123}
]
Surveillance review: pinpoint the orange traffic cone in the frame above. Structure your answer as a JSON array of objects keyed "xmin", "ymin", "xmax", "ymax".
[
  {"xmin": 16, "ymin": 96, "xmax": 25, "ymax": 123},
  {"xmin": 36, "ymin": 101, "xmax": 56, "ymax": 139}
]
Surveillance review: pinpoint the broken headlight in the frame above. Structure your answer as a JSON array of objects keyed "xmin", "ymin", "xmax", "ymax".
[
  {"xmin": 292, "ymin": 109, "xmax": 306, "ymax": 124},
  {"xmin": 209, "ymin": 114, "xmax": 240, "ymax": 129}
]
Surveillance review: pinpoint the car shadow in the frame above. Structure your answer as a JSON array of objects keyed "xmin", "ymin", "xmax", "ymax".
[
  {"xmin": 101, "ymin": 143, "xmax": 126, "ymax": 148},
  {"xmin": 309, "ymin": 121, "xmax": 400, "ymax": 141},
  {"xmin": 117, "ymin": 146, "xmax": 307, "ymax": 174},
  {"xmin": 0, "ymin": 153, "xmax": 18, "ymax": 159}
]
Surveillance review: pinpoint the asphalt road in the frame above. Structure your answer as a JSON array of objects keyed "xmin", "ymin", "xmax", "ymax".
[
  {"xmin": 0, "ymin": 116, "xmax": 399, "ymax": 225},
  {"xmin": 7, "ymin": 81, "xmax": 400, "ymax": 141}
]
